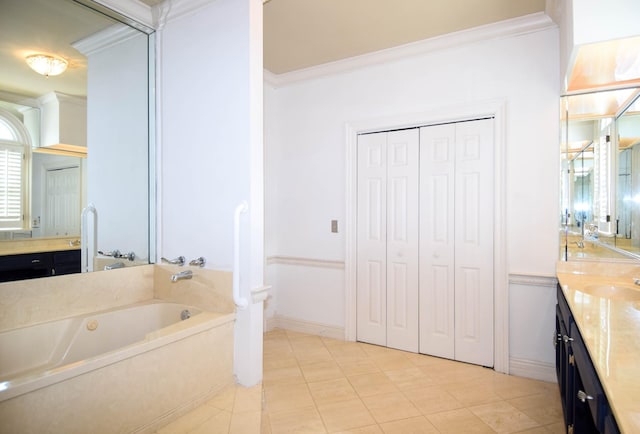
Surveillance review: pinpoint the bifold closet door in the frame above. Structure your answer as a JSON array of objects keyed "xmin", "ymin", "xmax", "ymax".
[
  {"xmin": 419, "ymin": 119, "xmax": 494, "ymax": 367},
  {"xmin": 356, "ymin": 129, "xmax": 419, "ymax": 352}
]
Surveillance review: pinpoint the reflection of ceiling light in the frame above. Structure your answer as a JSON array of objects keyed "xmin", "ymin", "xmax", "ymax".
[{"xmin": 25, "ymin": 54, "xmax": 68, "ymax": 77}]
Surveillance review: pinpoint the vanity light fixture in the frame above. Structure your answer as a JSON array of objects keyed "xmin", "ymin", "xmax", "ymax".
[{"xmin": 25, "ymin": 54, "xmax": 68, "ymax": 77}]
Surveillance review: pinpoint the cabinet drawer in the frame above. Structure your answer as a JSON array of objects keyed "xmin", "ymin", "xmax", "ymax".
[{"xmin": 571, "ymin": 323, "xmax": 608, "ymax": 431}]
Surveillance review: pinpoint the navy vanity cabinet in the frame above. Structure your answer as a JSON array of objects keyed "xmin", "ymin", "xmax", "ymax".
[
  {"xmin": 0, "ymin": 249, "xmax": 81, "ymax": 282},
  {"xmin": 556, "ymin": 285, "xmax": 620, "ymax": 434}
]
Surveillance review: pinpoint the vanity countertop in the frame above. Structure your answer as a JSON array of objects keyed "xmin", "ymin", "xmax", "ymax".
[
  {"xmin": 556, "ymin": 261, "xmax": 640, "ymax": 434},
  {"xmin": 0, "ymin": 237, "xmax": 80, "ymax": 256}
]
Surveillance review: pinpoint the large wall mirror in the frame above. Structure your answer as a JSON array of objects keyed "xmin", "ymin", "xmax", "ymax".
[
  {"xmin": 0, "ymin": 0, "xmax": 155, "ymax": 276},
  {"xmin": 560, "ymin": 87, "xmax": 640, "ymax": 261}
]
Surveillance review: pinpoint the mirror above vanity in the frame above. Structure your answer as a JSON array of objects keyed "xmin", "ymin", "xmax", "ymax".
[
  {"xmin": 0, "ymin": 0, "xmax": 155, "ymax": 280},
  {"xmin": 561, "ymin": 87, "xmax": 640, "ymax": 260}
]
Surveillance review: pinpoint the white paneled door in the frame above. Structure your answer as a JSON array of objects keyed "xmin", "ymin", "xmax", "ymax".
[
  {"xmin": 419, "ymin": 119, "xmax": 494, "ymax": 367},
  {"xmin": 44, "ymin": 166, "xmax": 81, "ymax": 237},
  {"xmin": 356, "ymin": 129, "xmax": 419, "ymax": 352},
  {"xmin": 356, "ymin": 119, "xmax": 494, "ymax": 367}
]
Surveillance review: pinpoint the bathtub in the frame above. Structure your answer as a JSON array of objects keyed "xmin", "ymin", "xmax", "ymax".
[{"xmin": 0, "ymin": 300, "xmax": 235, "ymax": 433}]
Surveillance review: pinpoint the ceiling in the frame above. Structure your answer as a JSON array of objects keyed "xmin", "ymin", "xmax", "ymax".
[
  {"xmin": 263, "ymin": 0, "xmax": 546, "ymax": 74},
  {"xmin": 0, "ymin": 0, "xmax": 546, "ymax": 101},
  {"xmin": 0, "ymin": 0, "xmax": 116, "ymax": 100}
]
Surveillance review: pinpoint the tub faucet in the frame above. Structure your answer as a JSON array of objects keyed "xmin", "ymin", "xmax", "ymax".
[
  {"xmin": 171, "ymin": 270, "xmax": 193, "ymax": 282},
  {"xmin": 104, "ymin": 262, "xmax": 125, "ymax": 270},
  {"xmin": 189, "ymin": 256, "xmax": 206, "ymax": 267}
]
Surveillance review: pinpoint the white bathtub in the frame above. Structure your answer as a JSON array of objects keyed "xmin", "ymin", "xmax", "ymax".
[{"xmin": 0, "ymin": 300, "xmax": 235, "ymax": 433}]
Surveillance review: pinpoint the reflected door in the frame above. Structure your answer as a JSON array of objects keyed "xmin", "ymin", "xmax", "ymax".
[{"xmin": 44, "ymin": 166, "xmax": 80, "ymax": 237}]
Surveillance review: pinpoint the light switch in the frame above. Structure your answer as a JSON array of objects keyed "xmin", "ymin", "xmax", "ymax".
[{"xmin": 331, "ymin": 220, "xmax": 338, "ymax": 233}]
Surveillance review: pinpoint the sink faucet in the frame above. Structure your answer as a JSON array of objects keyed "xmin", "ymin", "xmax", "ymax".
[{"xmin": 171, "ymin": 270, "xmax": 193, "ymax": 282}]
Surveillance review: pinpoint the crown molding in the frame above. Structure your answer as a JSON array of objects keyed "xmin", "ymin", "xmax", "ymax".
[
  {"xmin": 72, "ymin": 23, "xmax": 141, "ymax": 56},
  {"xmin": 85, "ymin": 0, "xmax": 154, "ymax": 31},
  {"xmin": 265, "ymin": 12, "xmax": 556, "ymax": 88},
  {"xmin": 154, "ymin": 0, "xmax": 218, "ymax": 27}
]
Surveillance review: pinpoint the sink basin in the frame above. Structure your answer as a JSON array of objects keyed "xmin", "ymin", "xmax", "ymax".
[{"xmin": 580, "ymin": 284, "xmax": 640, "ymax": 300}]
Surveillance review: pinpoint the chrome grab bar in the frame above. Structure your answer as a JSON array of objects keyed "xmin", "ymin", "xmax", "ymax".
[
  {"xmin": 81, "ymin": 204, "xmax": 97, "ymax": 273},
  {"xmin": 233, "ymin": 201, "xmax": 249, "ymax": 309},
  {"xmin": 161, "ymin": 256, "xmax": 185, "ymax": 266}
]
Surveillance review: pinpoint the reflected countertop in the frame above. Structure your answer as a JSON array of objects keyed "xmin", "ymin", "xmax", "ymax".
[
  {"xmin": 0, "ymin": 237, "xmax": 81, "ymax": 256},
  {"xmin": 556, "ymin": 260, "xmax": 640, "ymax": 434}
]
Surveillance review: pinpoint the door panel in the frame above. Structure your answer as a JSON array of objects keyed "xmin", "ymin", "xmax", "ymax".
[
  {"xmin": 454, "ymin": 119, "xmax": 494, "ymax": 367},
  {"xmin": 386, "ymin": 129, "xmax": 419, "ymax": 352},
  {"xmin": 357, "ymin": 133, "xmax": 388, "ymax": 346},
  {"xmin": 419, "ymin": 124, "xmax": 456, "ymax": 358},
  {"xmin": 44, "ymin": 166, "xmax": 81, "ymax": 237}
]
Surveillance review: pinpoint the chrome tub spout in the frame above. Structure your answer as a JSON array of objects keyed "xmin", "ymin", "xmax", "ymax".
[{"xmin": 171, "ymin": 270, "xmax": 193, "ymax": 282}]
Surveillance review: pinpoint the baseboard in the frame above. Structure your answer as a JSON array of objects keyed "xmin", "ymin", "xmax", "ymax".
[
  {"xmin": 509, "ymin": 357, "xmax": 557, "ymax": 383},
  {"xmin": 265, "ymin": 314, "xmax": 345, "ymax": 340}
]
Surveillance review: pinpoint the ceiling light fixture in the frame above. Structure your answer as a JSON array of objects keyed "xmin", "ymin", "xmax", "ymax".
[{"xmin": 25, "ymin": 54, "xmax": 68, "ymax": 77}]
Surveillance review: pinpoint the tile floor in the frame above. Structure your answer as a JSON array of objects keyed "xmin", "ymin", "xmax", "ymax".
[{"xmin": 157, "ymin": 329, "xmax": 564, "ymax": 433}]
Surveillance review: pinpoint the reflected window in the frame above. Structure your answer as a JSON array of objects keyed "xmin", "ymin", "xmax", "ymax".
[{"xmin": 0, "ymin": 110, "xmax": 30, "ymax": 231}]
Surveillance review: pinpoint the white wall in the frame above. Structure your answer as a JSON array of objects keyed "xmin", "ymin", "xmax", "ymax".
[
  {"xmin": 265, "ymin": 20, "xmax": 560, "ymax": 378},
  {"xmin": 85, "ymin": 30, "xmax": 149, "ymax": 261},
  {"xmin": 159, "ymin": 0, "xmax": 264, "ymax": 386}
]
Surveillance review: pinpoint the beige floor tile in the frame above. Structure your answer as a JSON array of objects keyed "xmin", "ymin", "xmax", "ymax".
[
  {"xmin": 327, "ymin": 344, "xmax": 370, "ymax": 364},
  {"xmin": 379, "ymin": 415, "xmax": 439, "ymax": 433},
  {"xmin": 295, "ymin": 347, "xmax": 336, "ymax": 364},
  {"xmin": 206, "ymin": 384, "xmax": 237, "ymax": 412},
  {"xmin": 491, "ymin": 374, "xmax": 558, "ymax": 400},
  {"xmin": 469, "ymin": 401, "xmax": 540, "ymax": 433},
  {"xmin": 426, "ymin": 408, "xmax": 496, "ymax": 433},
  {"xmin": 513, "ymin": 428, "xmax": 552, "ymax": 434},
  {"xmin": 307, "ymin": 378, "xmax": 359, "ymax": 406},
  {"xmin": 234, "ymin": 384, "xmax": 263, "ymax": 414},
  {"xmin": 264, "ymin": 382, "xmax": 315, "ymax": 413},
  {"xmin": 263, "ymin": 365, "xmax": 307, "ymax": 386},
  {"xmin": 372, "ymin": 353, "xmax": 415, "ymax": 371},
  {"xmin": 269, "ymin": 406, "xmax": 327, "ymax": 433},
  {"xmin": 261, "ymin": 412, "xmax": 272, "ymax": 434},
  {"xmin": 190, "ymin": 410, "xmax": 232, "ymax": 434},
  {"xmin": 156, "ymin": 404, "xmax": 222, "ymax": 434},
  {"xmin": 337, "ymin": 359, "xmax": 381, "ymax": 377},
  {"xmin": 402, "ymin": 385, "xmax": 465, "ymax": 415},
  {"xmin": 289, "ymin": 335, "xmax": 327, "ymax": 352},
  {"xmin": 443, "ymin": 378, "xmax": 504, "ymax": 406},
  {"xmin": 542, "ymin": 422, "xmax": 566, "ymax": 433},
  {"xmin": 507, "ymin": 393, "xmax": 563, "ymax": 426},
  {"xmin": 331, "ymin": 425, "xmax": 383, "ymax": 434},
  {"xmin": 383, "ymin": 367, "xmax": 434, "ymax": 390},
  {"xmin": 420, "ymin": 360, "xmax": 491, "ymax": 385},
  {"xmin": 229, "ymin": 410, "xmax": 261, "ymax": 434},
  {"xmin": 348, "ymin": 372, "xmax": 399, "ymax": 397},
  {"xmin": 316, "ymin": 398, "xmax": 376, "ymax": 432},
  {"xmin": 300, "ymin": 360, "xmax": 345, "ymax": 383},
  {"xmin": 264, "ymin": 353, "xmax": 299, "ymax": 370},
  {"xmin": 358, "ymin": 343, "xmax": 399, "ymax": 357},
  {"xmin": 361, "ymin": 391, "xmax": 421, "ymax": 423}
]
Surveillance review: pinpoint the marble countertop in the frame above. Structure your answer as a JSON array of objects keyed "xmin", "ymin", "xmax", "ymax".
[
  {"xmin": 0, "ymin": 237, "xmax": 80, "ymax": 256},
  {"xmin": 556, "ymin": 261, "xmax": 640, "ymax": 434}
]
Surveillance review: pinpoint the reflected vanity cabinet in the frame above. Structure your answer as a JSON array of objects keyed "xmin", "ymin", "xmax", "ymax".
[
  {"xmin": 0, "ymin": 249, "xmax": 81, "ymax": 283},
  {"xmin": 555, "ymin": 285, "xmax": 620, "ymax": 434}
]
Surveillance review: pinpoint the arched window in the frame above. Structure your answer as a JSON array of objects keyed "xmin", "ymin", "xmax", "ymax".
[{"xmin": 0, "ymin": 109, "xmax": 31, "ymax": 230}]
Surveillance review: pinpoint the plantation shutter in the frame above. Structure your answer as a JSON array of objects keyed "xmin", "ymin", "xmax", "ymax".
[{"xmin": 0, "ymin": 143, "xmax": 24, "ymax": 229}]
